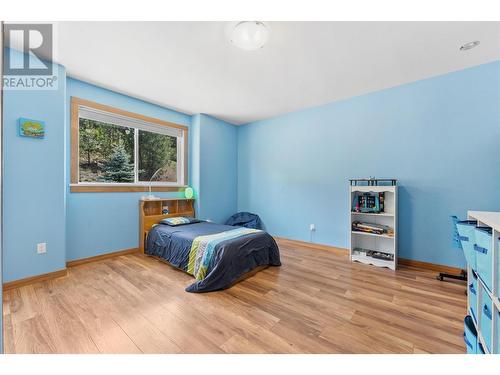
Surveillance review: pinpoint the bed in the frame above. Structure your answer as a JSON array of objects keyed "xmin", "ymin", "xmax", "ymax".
[{"xmin": 139, "ymin": 198, "xmax": 281, "ymax": 293}]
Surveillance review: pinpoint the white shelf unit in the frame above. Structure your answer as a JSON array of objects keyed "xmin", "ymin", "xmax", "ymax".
[
  {"xmin": 349, "ymin": 185, "xmax": 398, "ymax": 270},
  {"xmin": 466, "ymin": 211, "xmax": 500, "ymax": 354}
]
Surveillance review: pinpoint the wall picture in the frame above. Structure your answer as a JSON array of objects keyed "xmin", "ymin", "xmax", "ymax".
[{"xmin": 19, "ymin": 118, "xmax": 45, "ymax": 138}]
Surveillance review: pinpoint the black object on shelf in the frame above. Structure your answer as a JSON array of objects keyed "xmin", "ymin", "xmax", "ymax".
[{"xmin": 367, "ymin": 250, "xmax": 394, "ymax": 261}]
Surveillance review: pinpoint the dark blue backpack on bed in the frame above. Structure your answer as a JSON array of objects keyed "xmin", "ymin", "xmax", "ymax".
[{"xmin": 225, "ymin": 212, "xmax": 262, "ymax": 230}]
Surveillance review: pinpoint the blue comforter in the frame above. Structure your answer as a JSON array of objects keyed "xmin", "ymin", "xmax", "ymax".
[{"xmin": 145, "ymin": 221, "xmax": 281, "ymax": 292}]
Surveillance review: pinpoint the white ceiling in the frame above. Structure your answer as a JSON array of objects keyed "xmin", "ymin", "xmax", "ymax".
[{"xmin": 52, "ymin": 22, "xmax": 500, "ymax": 124}]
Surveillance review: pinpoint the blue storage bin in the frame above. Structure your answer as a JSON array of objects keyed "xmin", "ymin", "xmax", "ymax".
[
  {"xmin": 480, "ymin": 288, "xmax": 493, "ymax": 352},
  {"xmin": 497, "ymin": 237, "xmax": 500, "ymax": 304},
  {"xmin": 464, "ymin": 315, "xmax": 478, "ymax": 354},
  {"xmin": 456, "ymin": 220, "xmax": 478, "ymax": 270},
  {"xmin": 478, "ymin": 342, "xmax": 486, "ymax": 354},
  {"xmin": 475, "ymin": 227, "xmax": 493, "ymax": 292},
  {"xmin": 496, "ymin": 310, "xmax": 500, "ymax": 354},
  {"xmin": 468, "ymin": 271, "xmax": 478, "ymax": 322}
]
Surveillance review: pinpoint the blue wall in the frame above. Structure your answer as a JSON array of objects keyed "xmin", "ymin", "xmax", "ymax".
[
  {"xmin": 190, "ymin": 114, "xmax": 202, "ymax": 215},
  {"xmin": 4, "ymin": 55, "xmax": 498, "ymax": 280},
  {"xmin": 66, "ymin": 78, "xmax": 191, "ymax": 261},
  {"xmin": 238, "ymin": 61, "xmax": 500, "ymax": 268},
  {"xmin": 1, "ymin": 45, "xmax": 3, "ymax": 353},
  {"xmin": 195, "ymin": 114, "xmax": 238, "ymax": 224},
  {"xmin": 3, "ymin": 52, "xmax": 67, "ymax": 282}
]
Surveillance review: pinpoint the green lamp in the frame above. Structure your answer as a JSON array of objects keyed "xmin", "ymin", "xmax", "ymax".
[{"xmin": 184, "ymin": 186, "xmax": 194, "ymax": 199}]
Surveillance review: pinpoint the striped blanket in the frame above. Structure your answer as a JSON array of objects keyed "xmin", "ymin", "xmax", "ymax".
[{"xmin": 187, "ymin": 228, "xmax": 261, "ymax": 280}]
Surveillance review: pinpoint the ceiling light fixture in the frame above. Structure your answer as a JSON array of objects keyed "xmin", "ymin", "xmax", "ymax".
[
  {"xmin": 229, "ymin": 21, "xmax": 270, "ymax": 51},
  {"xmin": 460, "ymin": 41, "xmax": 480, "ymax": 51}
]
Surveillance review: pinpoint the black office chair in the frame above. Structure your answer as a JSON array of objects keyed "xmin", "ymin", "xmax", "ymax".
[{"xmin": 437, "ymin": 216, "xmax": 467, "ymax": 282}]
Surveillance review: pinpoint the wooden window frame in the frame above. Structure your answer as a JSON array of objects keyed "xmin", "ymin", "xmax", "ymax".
[{"xmin": 70, "ymin": 96, "xmax": 188, "ymax": 193}]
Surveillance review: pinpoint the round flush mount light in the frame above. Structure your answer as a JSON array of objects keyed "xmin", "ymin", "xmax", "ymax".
[
  {"xmin": 229, "ymin": 21, "xmax": 270, "ymax": 51},
  {"xmin": 460, "ymin": 41, "xmax": 480, "ymax": 51}
]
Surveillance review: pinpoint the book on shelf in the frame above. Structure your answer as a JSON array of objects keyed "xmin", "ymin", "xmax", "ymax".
[
  {"xmin": 352, "ymin": 192, "xmax": 385, "ymax": 213},
  {"xmin": 352, "ymin": 248, "xmax": 394, "ymax": 261},
  {"xmin": 352, "ymin": 221, "xmax": 394, "ymax": 236}
]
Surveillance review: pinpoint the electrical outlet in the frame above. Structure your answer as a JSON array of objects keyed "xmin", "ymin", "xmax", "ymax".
[
  {"xmin": 309, "ymin": 224, "xmax": 316, "ymax": 231},
  {"xmin": 37, "ymin": 242, "xmax": 47, "ymax": 254}
]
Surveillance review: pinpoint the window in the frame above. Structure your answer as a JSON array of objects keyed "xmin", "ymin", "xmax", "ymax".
[{"xmin": 71, "ymin": 97, "xmax": 188, "ymax": 192}]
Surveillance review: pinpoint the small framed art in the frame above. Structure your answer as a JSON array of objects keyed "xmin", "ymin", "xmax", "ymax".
[{"xmin": 19, "ymin": 118, "xmax": 45, "ymax": 139}]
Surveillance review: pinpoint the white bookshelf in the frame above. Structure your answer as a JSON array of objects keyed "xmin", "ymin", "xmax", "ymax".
[{"xmin": 349, "ymin": 182, "xmax": 398, "ymax": 270}]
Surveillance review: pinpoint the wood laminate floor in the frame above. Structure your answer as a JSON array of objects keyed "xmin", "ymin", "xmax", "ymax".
[{"xmin": 2, "ymin": 239, "xmax": 467, "ymax": 354}]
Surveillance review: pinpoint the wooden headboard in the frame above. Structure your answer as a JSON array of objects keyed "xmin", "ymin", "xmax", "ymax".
[{"xmin": 139, "ymin": 198, "xmax": 195, "ymax": 252}]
